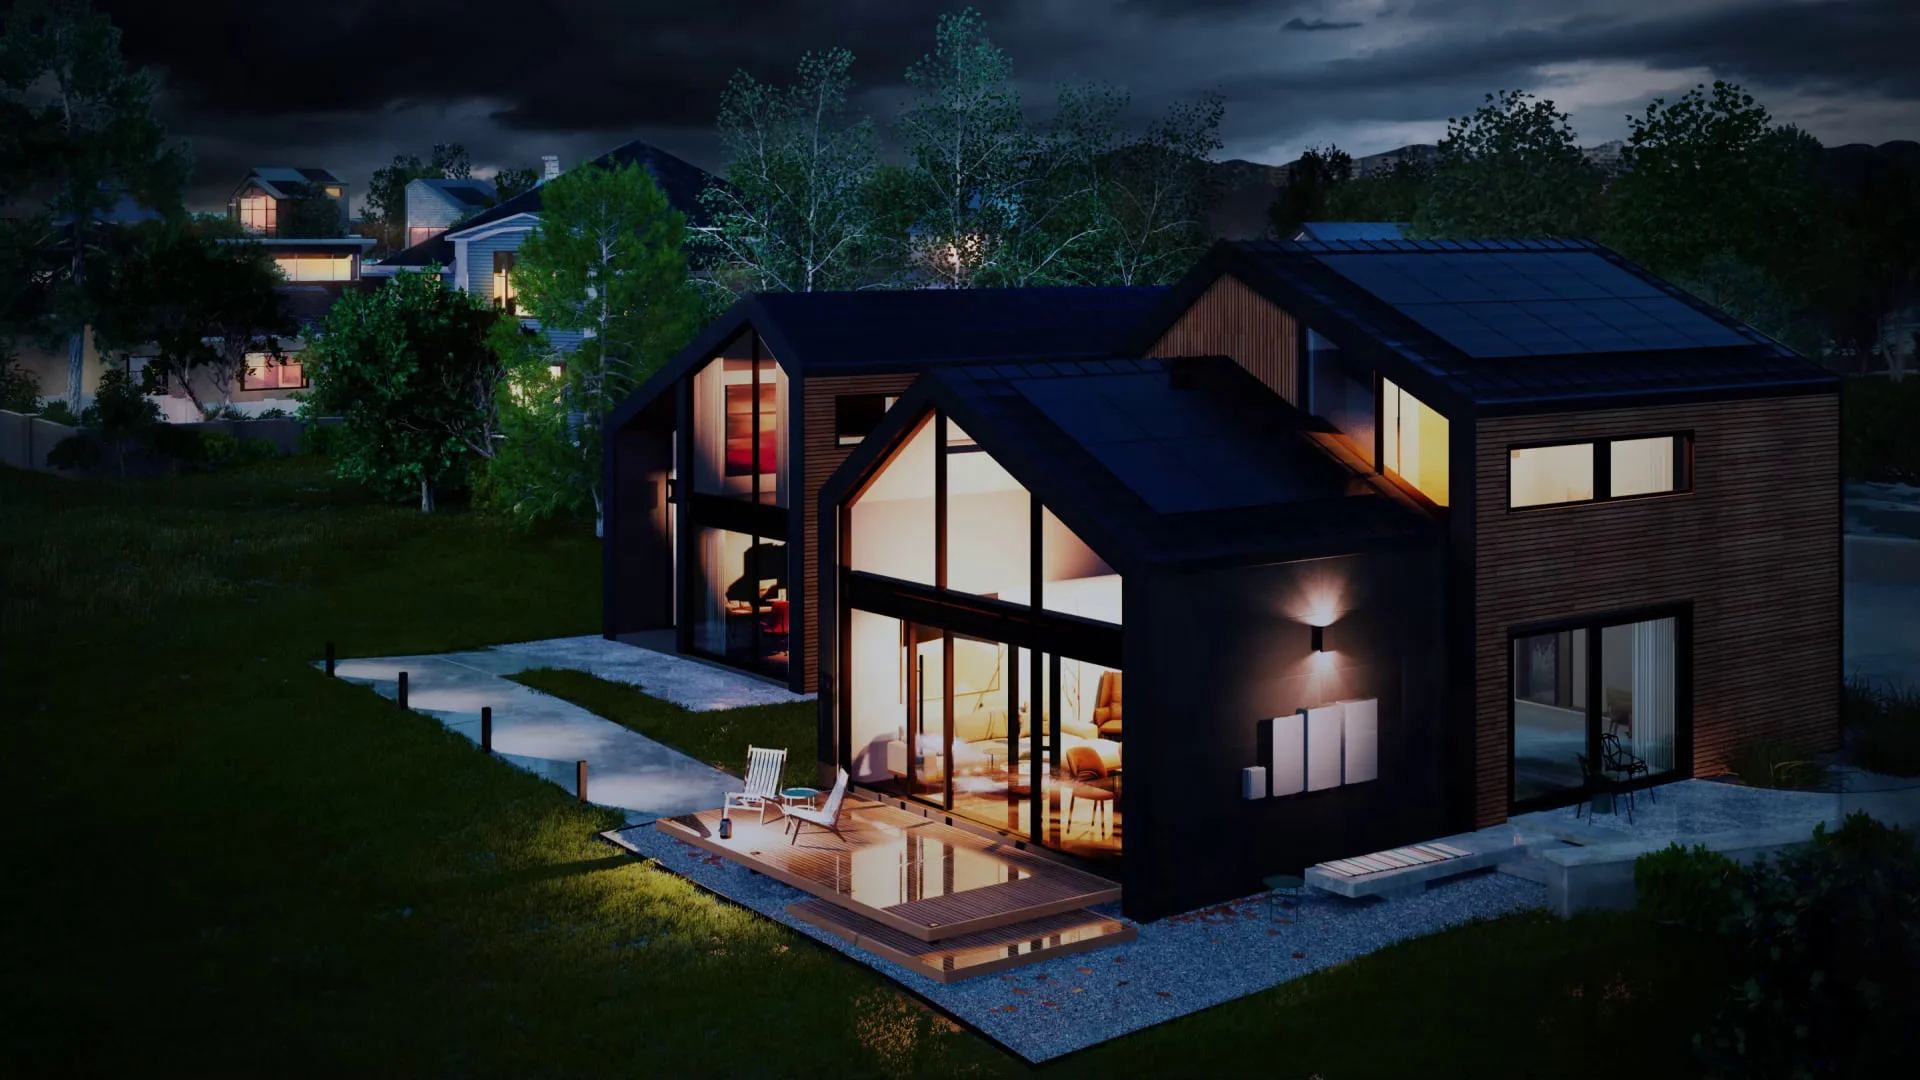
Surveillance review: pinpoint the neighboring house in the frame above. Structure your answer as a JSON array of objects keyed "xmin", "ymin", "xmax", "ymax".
[
  {"xmin": 368, "ymin": 141, "xmax": 716, "ymax": 355},
  {"xmin": 403, "ymin": 177, "xmax": 497, "ymax": 249},
  {"xmin": 805, "ymin": 237, "xmax": 1839, "ymax": 920},
  {"xmin": 228, "ymin": 167, "xmax": 348, "ymax": 237},
  {"xmin": 598, "ymin": 286, "xmax": 1172, "ymax": 693},
  {"xmin": 1291, "ymin": 222, "xmax": 1405, "ymax": 242}
]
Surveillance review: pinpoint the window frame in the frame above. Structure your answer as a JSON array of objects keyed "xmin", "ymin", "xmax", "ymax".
[
  {"xmin": 834, "ymin": 393, "xmax": 900, "ymax": 447},
  {"xmin": 241, "ymin": 353, "xmax": 308, "ymax": 391},
  {"xmin": 492, "ymin": 251, "xmax": 516, "ymax": 316},
  {"xmin": 1505, "ymin": 431, "xmax": 1694, "ymax": 512}
]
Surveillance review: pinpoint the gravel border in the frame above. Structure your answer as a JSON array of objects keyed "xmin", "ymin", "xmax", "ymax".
[{"xmin": 609, "ymin": 823, "xmax": 1547, "ymax": 1063}]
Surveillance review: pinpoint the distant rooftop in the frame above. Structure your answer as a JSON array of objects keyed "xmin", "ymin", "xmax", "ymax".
[{"xmin": 1292, "ymin": 222, "xmax": 1405, "ymax": 243}]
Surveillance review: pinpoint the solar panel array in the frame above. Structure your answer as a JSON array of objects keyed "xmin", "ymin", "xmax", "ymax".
[
  {"xmin": 1313, "ymin": 251, "xmax": 1756, "ymax": 358},
  {"xmin": 1010, "ymin": 368, "xmax": 1336, "ymax": 514}
]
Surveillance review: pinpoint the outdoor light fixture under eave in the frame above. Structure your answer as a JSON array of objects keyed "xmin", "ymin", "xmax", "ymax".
[{"xmin": 1310, "ymin": 625, "xmax": 1324, "ymax": 652}]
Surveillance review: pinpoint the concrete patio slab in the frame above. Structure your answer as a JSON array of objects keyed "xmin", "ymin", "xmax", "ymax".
[{"xmin": 1305, "ymin": 828, "xmax": 1530, "ymax": 899}]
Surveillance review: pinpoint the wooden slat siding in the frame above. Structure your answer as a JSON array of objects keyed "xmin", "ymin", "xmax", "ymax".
[
  {"xmin": 1145, "ymin": 273, "xmax": 1300, "ymax": 406},
  {"xmin": 800, "ymin": 372, "xmax": 920, "ymax": 694},
  {"xmin": 655, "ymin": 804, "xmax": 1122, "ymax": 941},
  {"xmin": 1471, "ymin": 394, "xmax": 1841, "ymax": 827}
]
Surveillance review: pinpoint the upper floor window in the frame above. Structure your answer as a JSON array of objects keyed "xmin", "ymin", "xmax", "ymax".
[
  {"xmin": 408, "ymin": 225, "xmax": 445, "ymax": 248},
  {"xmin": 1306, "ymin": 330, "xmax": 1375, "ymax": 466},
  {"xmin": 492, "ymin": 251, "xmax": 516, "ymax": 316},
  {"xmin": 1508, "ymin": 434, "xmax": 1689, "ymax": 509},
  {"xmin": 1381, "ymin": 376, "xmax": 1449, "ymax": 507},
  {"xmin": 242, "ymin": 353, "xmax": 306, "ymax": 391},
  {"xmin": 237, "ymin": 193, "xmax": 276, "ymax": 236},
  {"xmin": 835, "ymin": 393, "xmax": 899, "ymax": 446}
]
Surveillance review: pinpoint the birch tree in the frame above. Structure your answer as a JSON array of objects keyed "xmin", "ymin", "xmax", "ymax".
[
  {"xmin": 698, "ymin": 48, "xmax": 882, "ymax": 293},
  {"xmin": 511, "ymin": 160, "xmax": 701, "ymax": 522},
  {"xmin": 1079, "ymin": 90, "xmax": 1224, "ymax": 286},
  {"xmin": 0, "ymin": 0, "xmax": 189, "ymax": 409}
]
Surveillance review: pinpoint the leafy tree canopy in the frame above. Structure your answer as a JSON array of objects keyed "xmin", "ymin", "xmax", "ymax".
[
  {"xmin": 1268, "ymin": 145, "xmax": 1355, "ymax": 239},
  {"xmin": 1325, "ymin": 155, "xmax": 1431, "ymax": 223},
  {"xmin": 363, "ymin": 142, "xmax": 472, "ymax": 252},
  {"xmin": 491, "ymin": 164, "xmax": 539, "ymax": 202},
  {"xmin": 299, "ymin": 269, "xmax": 506, "ymax": 512},
  {"xmin": 274, "ymin": 184, "xmax": 345, "ymax": 238},
  {"xmin": 1412, "ymin": 89, "xmax": 1604, "ymax": 240}
]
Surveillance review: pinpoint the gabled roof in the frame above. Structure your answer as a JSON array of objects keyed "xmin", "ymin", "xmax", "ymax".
[
  {"xmin": 823, "ymin": 356, "xmax": 1436, "ymax": 572},
  {"xmin": 372, "ymin": 232, "xmax": 453, "ymax": 269},
  {"xmin": 1293, "ymin": 222, "xmax": 1405, "ymax": 242},
  {"xmin": 411, "ymin": 176, "xmax": 497, "ymax": 209},
  {"xmin": 1129, "ymin": 239, "xmax": 1837, "ymax": 414},
  {"xmin": 605, "ymin": 285, "xmax": 1168, "ymax": 433},
  {"xmin": 240, "ymin": 167, "xmax": 345, "ymax": 200},
  {"xmin": 443, "ymin": 140, "xmax": 717, "ymax": 241}
]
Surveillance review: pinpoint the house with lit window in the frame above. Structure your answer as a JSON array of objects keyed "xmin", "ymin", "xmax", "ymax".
[
  {"xmin": 808, "ymin": 237, "xmax": 1840, "ymax": 920},
  {"xmin": 403, "ymin": 177, "xmax": 497, "ymax": 249},
  {"xmin": 228, "ymin": 167, "xmax": 348, "ymax": 237},
  {"xmin": 598, "ymin": 286, "xmax": 1171, "ymax": 693},
  {"xmin": 369, "ymin": 141, "xmax": 715, "ymax": 357}
]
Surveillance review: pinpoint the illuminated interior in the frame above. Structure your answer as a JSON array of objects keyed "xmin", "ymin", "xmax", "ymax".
[
  {"xmin": 491, "ymin": 252, "xmax": 516, "ymax": 316},
  {"xmin": 1381, "ymin": 377, "xmax": 1449, "ymax": 506},
  {"xmin": 1610, "ymin": 436, "xmax": 1677, "ymax": 498},
  {"xmin": 1509, "ymin": 443, "xmax": 1595, "ymax": 508},
  {"xmin": 237, "ymin": 193, "xmax": 277, "ymax": 235},
  {"xmin": 408, "ymin": 226, "xmax": 445, "ymax": 247},
  {"xmin": 844, "ymin": 411, "xmax": 1122, "ymax": 860},
  {"xmin": 1511, "ymin": 615, "xmax": 1680, "ymax": 807},
  {"xmin": 273, "ymin": 255, "xmax": 354, "ymax": 283},
  {"xmin": 691, "ymin": 342, "xmax": 786, "ymax": 506},
  {"xmin": 242, "ymin": 353, "xmax": 305, "ymax": 390},
  {"xmin": 690, "ymin": 526, "xmax": 788, "ymax": 676}
]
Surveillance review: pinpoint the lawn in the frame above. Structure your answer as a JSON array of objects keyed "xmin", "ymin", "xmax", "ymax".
[{"xmin": 0, "ymin": 458, "xmax": 1731, "ymax": 1078}]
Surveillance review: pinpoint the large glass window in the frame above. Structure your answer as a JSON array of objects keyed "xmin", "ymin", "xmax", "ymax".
[
  {"xmin": 1510, "ymin": 443, "xmax": 1595, "ymax": 508},
  {"xmin": 945, "ymin": 419, "xmax": 1031, "ymax": 599},
  {"xmin": 1308, "ymin": 330, "xmax": 1375, "ymax": 466},
  {"xmin": 242, "ymin": 353, "xmax": 306, "ymax": 390},
  {"xmin": 849, "ymin": 413, "xmax": 935, "ymax": 585},
  {"xmin": 237, "ymin": 193, "xmax": 276, "ymax": 235},
  {"xmin": 1610, "ymin": 437, "xmax": 1679, "ymax": 499},
  {"xmin": 1511, "ymin": 613, "xmax": 1683, "ymax": 809},
  {"xmin": 274, "ymin": 256, "xmax": 354, "ymax": 282},
  {"xmin": 1381, "ymin": 377, "xmax": 1449, "ymax": 506},
  {"xmin": 689, "ymin": 527, "xmax": 788, "ymax": 677},
  {"xmin": 690, "ymin": 339, "xmax": 786, "ymax": 506},
  {"xmin": 1041, "ymin": 507, "xmax": 1119, "ymax": 621}
]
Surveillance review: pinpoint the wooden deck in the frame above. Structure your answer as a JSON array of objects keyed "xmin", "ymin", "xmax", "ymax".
[
  {"xmin": 654, "ymin": 799, "xmax": 1122, "ymax": 942},
  {"xmin": 787, "ymin": 899, "xmax": 1135, "ymax": 983}
]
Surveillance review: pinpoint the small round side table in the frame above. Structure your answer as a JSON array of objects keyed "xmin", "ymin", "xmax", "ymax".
[{"xmin": 779, "ymin": 786, "xmax": 820, "ymax": 810}]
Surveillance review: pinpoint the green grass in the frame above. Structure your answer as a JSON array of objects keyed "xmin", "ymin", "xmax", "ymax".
[
  {"xmin": 1, "ymin": 459, "xmax": 1734, "ymax": 1078},
  {"xmin": 507, "ymin": 668, "xmax": 820, "ymax": 791},
  {"xmin": 1846, "ymin": 676, "xmax": 1920, "ymax": 777}
]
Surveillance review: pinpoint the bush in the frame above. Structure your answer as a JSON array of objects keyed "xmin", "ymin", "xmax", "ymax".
[
  {"xmin": 236, "ymin": 436, "xmax": 281, "ymax": 467},
  {"xmin": 143, "ymin": 423, "xmax": 206, "ymax": 468},
  {"xmin": 200, "ymin": 430, "xmax": 241, "ymax": 469},
  {"xmin": 255, "ymin": 407, "xmax": 290, "ymax": 419},
  {"xmin": 37, "ymin": 399, "xmax": 81, "ymax": 427},
  {"xmin": 297, "ymin": 421, "xmax": 338, "ymax": 457},
  {"xmin": 44, "ymin": 431, "xmax": 102, "ymax": 471},
  {"xmin": 1849, "ymin": 682, "xmax": 1920, "ymax": 777},
  {"xmin": 1696, "ymin": 813, "xmax": 1920, "ymax": 1078},
  {"xmin": 0, "ymin": 355, "xmax": 40, "ymax": 413},
  {"xmin": 1634, "ymin": 843, "xmax": 1742, "ymax": 929},
  {"xmin": 1724, "ymin": 738, "xmax": 1834, "ymax": 790},
  {"xmin": 1844, "ymin": 374, "xmax": 1920, "ymax": 483}
]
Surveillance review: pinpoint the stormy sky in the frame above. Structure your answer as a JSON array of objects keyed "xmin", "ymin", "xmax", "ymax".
[{"xmin": 98, "ymin": 0, "xmax": 1920, "ymax": 214}]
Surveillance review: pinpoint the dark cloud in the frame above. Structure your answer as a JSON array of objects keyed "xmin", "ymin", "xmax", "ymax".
[
  {"xmin": 88, "ymin": 0, "xmax": 1920, "ymax": 211},
  {"xmin": 1282, "ymin": 18, "xmax": 1363, "ymax": 32}
]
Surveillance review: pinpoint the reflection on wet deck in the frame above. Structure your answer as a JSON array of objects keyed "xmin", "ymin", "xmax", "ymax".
[
  {"xmin": 788, "ymin": 899, "xmax": 1135, "ymax": 983},
  {"xmin": 655, "ymin": 800, "xmax": 1121, "ymax": 942}
]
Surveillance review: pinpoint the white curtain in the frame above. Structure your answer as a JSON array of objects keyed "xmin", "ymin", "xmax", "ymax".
[
  {"xmin": 695, "ymin": 527, "xmax": 728, "ymax": 654},
  {"xmin": 772, "ymin": 360, "xmax": 789, "ymax": 509},
  {"xmin": 691, "ymin": 360, "xmax": 725, "ymax": 496},
  {"xmin": 1632, "ymin": 617, "xmax": 1677, "ymax": 773}
]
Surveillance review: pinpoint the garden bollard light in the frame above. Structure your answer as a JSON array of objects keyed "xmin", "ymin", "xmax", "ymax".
[
  {"xmin": 325, "ymin": 641, "xmax": 335, "ymax": 677},
  {"xmin": 398, "ymin": 671, "xmax": 408, "ymax": 711},
  {"xmin": 577, "ymin": 760, "xmax": 588, "ymax": 802},
  {"xmin": 481, "ymin": 706, "xmax": 492, "ymax": 753}
]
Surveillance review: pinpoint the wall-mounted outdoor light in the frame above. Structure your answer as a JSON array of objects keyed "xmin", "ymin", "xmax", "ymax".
[{"xmin": 1310, "ymin": 625, "xmax": 1325, "ymax": 652}]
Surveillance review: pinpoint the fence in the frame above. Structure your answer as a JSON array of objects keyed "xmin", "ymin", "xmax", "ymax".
[{"xmin": 0, "ymin": 409, "xmax": 342, "ymax": 475}]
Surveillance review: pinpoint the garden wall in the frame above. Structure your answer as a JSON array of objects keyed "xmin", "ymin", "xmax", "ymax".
[{"xmin": 0, "ymin": 409, "xmax": 342, "ymax": 475}]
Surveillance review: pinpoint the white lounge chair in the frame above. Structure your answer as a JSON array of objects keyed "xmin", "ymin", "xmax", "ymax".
[
  {"xmin": 781, "ymin": 768, "xmax": 850, "ymax": 844},
  {"xmin": 724, "ymin": 745, "xmax": 787, "ymax": 825}
]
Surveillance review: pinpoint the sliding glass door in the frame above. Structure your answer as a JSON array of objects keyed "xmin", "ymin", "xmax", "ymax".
[{"xmin": 1510, "ymin": 609, "xmax": 1687, "ymax": 811}]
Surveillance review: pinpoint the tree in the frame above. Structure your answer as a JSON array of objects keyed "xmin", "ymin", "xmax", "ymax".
[
  {"xmin": 512, "ymin": 160, "xmax": 702, "ymax": 524},
  {"xmin": 1411, "ymin": 89, "xmax": 1605, "ymax": 240},
  {"xmin": 75, "ymin": 365, "xmax": 156, "ymax": 476},
  {"xmin": 0, "ymin": 0, "xmax": 191, "ymax": 409},
  {"xmin": 96, "ymin": 219, "xmax": 293, "ymax": 414},
  {"xmin": 492, "ymin": 164, "xmax": 539, "ymax": 201},
  {"xmin": 363, "ymin": 142, "xmax": 472, "ymax": 252},
  {"xmin": 474, "ymin": 321, "xmax": 589, "ymax": 529},
  {"xmin": 1064, "ymin": 88, "xmax": 1225, "ymax": 286},
  {"xmin": 299, "ymin": 270, "xmax": 505, "ymax": 512},
  {"xmin": 1267, "ymin": 145, "xmax": 1354, "ymax": 239},
  {"xmin": 273, "ymin": 184, "xmax": 344, "ymax": 238},
  {"xmin": 1326, "ymin": 155, "xmax": 1432, "ymax": 223},
  {"xmin": 698, "ymin": 48, "xmax": 883, "ymax": 293}
]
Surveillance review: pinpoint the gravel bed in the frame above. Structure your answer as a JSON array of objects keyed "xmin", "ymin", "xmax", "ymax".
[{"xmin": 609, "ymin": 823, "xmax": 1546, "ymax": 1063}]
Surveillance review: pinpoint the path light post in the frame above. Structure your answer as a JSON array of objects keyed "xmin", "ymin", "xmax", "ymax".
[
  {"xmin": 398, "ymin": 671, "xmax": 408, "ymax": 711},
  {"xmin": 325, "ymin": 641, "xmax": 335, "ymax": 677},
  {"xmin": 481, "ymin": 706, "xmax": 492, "ymax": 753},
  {"xmin": 577, "ymin": 760, "xmax": 588, "ymax": 803}
]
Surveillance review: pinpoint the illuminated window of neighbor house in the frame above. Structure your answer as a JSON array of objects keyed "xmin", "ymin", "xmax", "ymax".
[
  {"xmin": 492, "ymin": 251, "xmax": 516, "ymax": 316},
  {"xmin": 273, "ymin": 256, "xmax": 354, "ymax": 282},
  {"xmin": 238, "ymin": 193, "xmax": 277, "ymax": 235},
  {"xmin": 242, "ymin": 353, "xmax": 306, "ymax": 391}
]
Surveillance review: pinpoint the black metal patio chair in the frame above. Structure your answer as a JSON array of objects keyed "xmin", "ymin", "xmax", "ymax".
[{"xmin": 1574, "ymin": 751, "xmax": 1634, "ymax": 825}]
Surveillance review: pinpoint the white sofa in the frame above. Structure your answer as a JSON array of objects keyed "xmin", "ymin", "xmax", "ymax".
[{"xmin": 886, "ymin": 704, "xmax": 1121, "ymax": 781}]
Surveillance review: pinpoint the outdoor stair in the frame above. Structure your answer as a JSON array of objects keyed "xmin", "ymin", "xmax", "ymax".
[{"xmin": 1304, "ymin": 830, "xmax": 1529, "ymax": 899}]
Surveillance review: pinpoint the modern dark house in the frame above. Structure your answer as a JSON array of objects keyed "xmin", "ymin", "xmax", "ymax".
[
  {"xmin": 227, "ymin": 167, "xmax": 347, "ymax": 237},
  {"xmin": 598, "ymin": 286, "xmax": 1171, "ymax": 693},
  {"xmin": 809, "ymin": 237, "xmax": 1841, "ymax": 920}
]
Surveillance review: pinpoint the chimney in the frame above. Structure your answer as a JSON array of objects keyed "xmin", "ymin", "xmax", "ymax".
[{"xmin": 541, "ymin": 155, "xmax": 561, "ymax": 183}]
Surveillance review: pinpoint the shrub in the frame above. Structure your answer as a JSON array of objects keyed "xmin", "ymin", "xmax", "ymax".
[
  {"xmin": 143, "ymin": 422, "xmax": 207, "ymax": 468},
  {"xmin": 1634, "ymin": 843, "xmax": 1742, "ymax": 929},
  {"xmin": 1724, "ymin": 738, "xmax": 1833, "ymax": 790},
  {"xmin": 0, "ymin": 355, "xmax": 40, "ymax": 413},
  {"xmin": 37, "ymin": 399, "xmax": 81, "ymax": 427},
  {"xmin": 1849, "ymin": 683, "xmax": 1920, "ymax": 777},
  {"xmin": 297, "ymin": 421, "xmax": 338, "ymax": 457},
  {"xmin": 200, "ymin": 430, "xmax": 241, "ymax": 469},
  {"xmin": 255, "ymin": 407, "xmax": 290, "ymax": 420},
  {"xmin": 1696, "ymin": 813, "xmax": 1920, "ymax": 1078},
  {"xmin": 236, "ymin": 436, "xmax": 281, "ymax": 467},
  {"xmin": 44, "ymin": 431, "xmax": 102, "ymax": 471}
]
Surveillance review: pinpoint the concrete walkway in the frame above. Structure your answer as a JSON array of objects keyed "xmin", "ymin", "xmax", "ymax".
[{"xmin": 323, "ymin": 636, "xmax": 810, "ymax": 824}]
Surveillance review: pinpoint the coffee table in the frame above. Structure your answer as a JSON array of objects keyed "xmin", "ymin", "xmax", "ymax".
[{"xmin": 779, "ymin": 786, "xmax": 820, "ymax": 810}]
